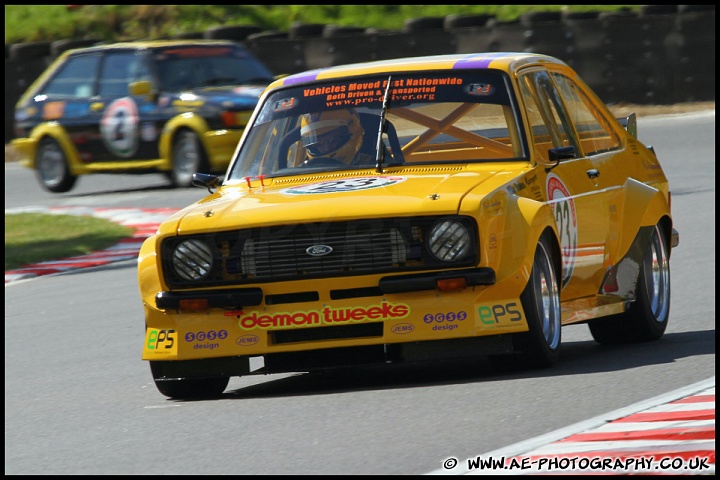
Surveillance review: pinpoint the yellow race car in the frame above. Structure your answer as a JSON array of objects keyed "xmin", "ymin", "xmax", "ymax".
[
  {"xmin": 11, "ymin": 40, "xmax": 274, "ymax": 192},
  {"xmin": 138, "ymin": 52, "xmax": 679, "ymax": 399}
]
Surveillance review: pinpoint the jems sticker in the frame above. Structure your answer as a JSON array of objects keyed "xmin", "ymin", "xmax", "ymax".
[
  {"xmin": 391, "ymin": 323, "xmax": 414, "ymax": 335},
  {"xmin": 143, "ymin": 328, "xmax": 178, "ymax": 359},
  {"xmin": 546, "ymin": 173, "xmax": 577, "ymax": 289}
]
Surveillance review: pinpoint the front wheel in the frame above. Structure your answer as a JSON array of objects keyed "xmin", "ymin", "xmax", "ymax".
[
  {"xmin": 589, "ymin": 225, "xmax": 670, "ymax": 344},
  {"xmin": 151, "ymin": 363, "xmax": 229, "ymax": 399},
  {"xmin": 36, "ymin": 137, "xmax": 77, "ymax": 193},
  {"xmin": 168, "ymin": 130, "xmax": 209, "ymax": 188},
  {"xmin": 489, "ymin": 232, "xmax": 561, "ymax": 371}
]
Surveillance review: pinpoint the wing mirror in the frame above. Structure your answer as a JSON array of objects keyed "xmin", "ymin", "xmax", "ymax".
[
  {"xmin": 192, "ymin": 173, "xmax": 220, "ymax": 194},
  {"xmin": 129, "ymin": 80, "xmax": 152, "ymax": 96},
  {"xmin": 545, "ymin": 146, "xmax": 576, "ymax": 172}
]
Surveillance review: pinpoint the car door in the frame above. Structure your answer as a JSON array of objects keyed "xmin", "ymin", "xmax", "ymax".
[
  {"xmin": 30, "ymin": 52, "xmax": 101, "ymax": 159},
  {"xmin": 548, "ymin": 69, "xmax": 629, "ymax": 293},
  {"xmin": 89, "ymin": 49, "xmax": 157, "ymax": 163},
  {"xmin": 517, "ymin": 68, "xmax": 610, "ymax": 301}
]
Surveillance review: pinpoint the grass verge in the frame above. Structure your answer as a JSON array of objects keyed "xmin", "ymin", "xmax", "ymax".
[{"xmin": 4, "ymin": 213, "xmax": 135, "ymax": 271}]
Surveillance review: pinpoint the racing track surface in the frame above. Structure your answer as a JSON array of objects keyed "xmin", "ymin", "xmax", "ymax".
[{"xmin": 4, "ymin": 110, "xmax": 715, "ymax": 475}]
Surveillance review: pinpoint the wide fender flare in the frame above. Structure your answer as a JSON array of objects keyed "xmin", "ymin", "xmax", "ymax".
[
  {"xmin": 158, "ymin": 113, "xmax": 211, "ymax": 164},
  {"xmin": 609, "ymin": 178, "xmax": 672, "ymax": 264},
  {"xmin": 493, "ymin": 195, "xmax": 560, "ymax": 286},
  {"xmin": 138, "ymin": 208, "xmax": 194, "ymax": 306},
  {"xmin": 26, "ymin": 122, "xmax": 82, "ymax": 173},
  {"xmin": 138, "ymin": 234, "xmax": 167, "ymax": 308}
]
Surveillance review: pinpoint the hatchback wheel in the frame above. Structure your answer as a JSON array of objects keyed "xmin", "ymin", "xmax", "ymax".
[
  {"xmin": 36, "ymin": 137, "xmax": 77, "ymax": 193},
  {"xmin": 168, "ymin": 130, "xmax": 209, "ymax": 188}
]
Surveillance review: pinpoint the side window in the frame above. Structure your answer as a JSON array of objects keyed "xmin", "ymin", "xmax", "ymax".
[
  {"xmin": 99, "ymin": 52, "xmax": 143, "ymax": 97},
  {"xmin": 128, "ymin": 55, "xmax": 152, "ymax": 84},
  {"xmin": 551, "ymin": 73, "xmax": 621, "ymax": 156},
  {"xmin": 41, "ymin": 55, "xmax": 100, "ymax": 98},
  {"xmin": 518, "ymin": 70, "xmax": 579, "ymax": 162}
]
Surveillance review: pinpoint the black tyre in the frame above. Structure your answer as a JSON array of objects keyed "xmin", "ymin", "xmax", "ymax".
[
  {"xmin": 154, "ymin": 376, "xmax": 229, "ymax": 400},
  {"xmin": 322, "ymin": 25, "xmax": 365, "ymax": 38},
  {"xmin": 443, "ymin": 14, "xmax": 494, "ymax": 29},
  {"xmin": 203, "ymin": 25, "xmax": 262, "ymax": 41},
  {"xmin": 9, "ymin": 41, "xmax": 51, "ymax": 61},
  {"xmin": 288, "ymin": 23, "xmax": 325, "ymax": 39},
  {"xmin": 589, "ymin": 225, "xmax": 670, "ymax": 344},
  {"xmin": 403, "ymin": 17, "xmax": 445, "ymax": 33},
  {"xmin": 490, "ymin": 232, "xmax": 561, "ymax": 371},
  {"xmin": 50, "ymin": 38, "xmax": 100, "ymax": 57},
  {"xmin": 35, "ymin": 137, "xmax": 77, "ymax": 193},
  {"xmin": 150, "ymin": 362, "xmax": 229, "ymax": 399},
  {"xmin": 168, "ymin": 129, "xmax": 209, "ymax": 188}
]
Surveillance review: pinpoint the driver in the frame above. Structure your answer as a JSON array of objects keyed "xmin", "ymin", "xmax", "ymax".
[{"xmin": 300, "ymin": 109, "xmax": 372, "ymax": 166}]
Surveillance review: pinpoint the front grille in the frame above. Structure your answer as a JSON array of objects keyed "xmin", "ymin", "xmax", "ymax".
[
  {"xmin": 240, "ymin": 224, "xmax": 407, "ymax": 277},
  {"xmin": 162, "ymin": 216, "xmax": 478, "ymax": 288}
]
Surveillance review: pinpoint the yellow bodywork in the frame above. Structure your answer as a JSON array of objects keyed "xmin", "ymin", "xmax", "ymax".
[
  {"xmin": 138, "ymin": 52, "xmax": 674, "ymax": 368},
  {"xmin": 11, "ymin": 115, "xmax": 241, "ymax": 175}
]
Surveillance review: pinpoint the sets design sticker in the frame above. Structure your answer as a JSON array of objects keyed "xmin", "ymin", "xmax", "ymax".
[
  {"xmin": 282, "ymin": 176, "xmax": 406, "ymax": 195},
  {"xmin": 100, "ymin": 97, "xmax": 139, "ymax": 158},
  {"xmin": 546, "ymin": 173, "xmax": 578, "ymax": 289},
  {"xmin": 423, "ymin": 310, "xmax": 468, "ymax": 332},
  {"xmin": 185, "ymin": 329, "xmax": 228, "ymax": 351}
]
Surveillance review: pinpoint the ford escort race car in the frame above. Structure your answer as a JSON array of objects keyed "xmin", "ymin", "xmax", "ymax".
[
  {"xmin": 138, "ymin": 52, "xmax": 679, "ymax": 399},
  {"xmin": 11, "ymin": 40, "xmax": 274, "ymax": 192}
]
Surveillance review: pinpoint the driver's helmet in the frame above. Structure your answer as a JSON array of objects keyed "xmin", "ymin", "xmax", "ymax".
[{"xmin": 300, "ymin": 109, "xmax": 363, "ymax": 164}]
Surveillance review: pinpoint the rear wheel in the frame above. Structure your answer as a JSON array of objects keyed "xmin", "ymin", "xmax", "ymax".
[
  {"xmin": 490, "ymin": 232, "xmax": 561, "ymax": 371},
  {"xmin": 589, "ymin": 225, "xmax": 670, "ymax": 344},
  {"xmin": 150, "ymin": 362, "xmax": 229, "ymax": 399},
  {"xmin": 168, "ymin": 130, "xmax": 209, "ymax": 188},
  {"xmin": 36, "ymin": 137, "xmax": 77, "ymax": 193}
]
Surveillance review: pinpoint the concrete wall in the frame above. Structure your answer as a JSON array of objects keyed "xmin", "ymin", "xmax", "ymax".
[{"xmin": 5, "ymin": 6, "xmax": 715, "ymax": 143}]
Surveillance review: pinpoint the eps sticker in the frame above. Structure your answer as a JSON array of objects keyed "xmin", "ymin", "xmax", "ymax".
[
  {"xmin": 546, "ymin": 173, "xmax": 577, "ymax": 289},
  {"xmin": 282, "ymin": 176, "xmax": 406, "ymax": 195},
  {"xmin": 478, "ymin": 302, "xmax": 523, "ymax": 327},
  {"xmin": 143, "ymin": 328, "xmax": 178, "ymax": 359},
  {"xmin": 100, "ymin": 97, "xmax": 139, "ymax": 158}
]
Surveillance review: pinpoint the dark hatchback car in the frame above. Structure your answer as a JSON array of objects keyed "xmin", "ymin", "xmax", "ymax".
[{"xmin": 11, "ymin": 40, "xmax": 274, "ymax": 192}]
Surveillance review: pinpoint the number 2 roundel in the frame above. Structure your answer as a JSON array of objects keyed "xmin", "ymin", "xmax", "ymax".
[
  {"xmin": 546, "ymin": 173, "xmax": 577, "ymax": 289},
  {"xmin": 100, "ymin": 97, "xmax": 139, "ymax": 158}
]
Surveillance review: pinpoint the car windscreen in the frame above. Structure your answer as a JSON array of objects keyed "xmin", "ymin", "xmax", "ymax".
[
  {"xmin": 153, "ymin": 45, "xmax": 274, "ymax": 91},
  {"xmin": 227, "ymin": 69, "xmax": 528, "ymax": 181}
]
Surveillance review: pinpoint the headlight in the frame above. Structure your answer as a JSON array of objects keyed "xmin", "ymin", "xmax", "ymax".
[
  {"xmin": 428, "ymin": 220, "xmax": 471, "ymax": 262},
  {"xmin": 172, "ymin": 239, "xmax": 214, "ymax": 281}
]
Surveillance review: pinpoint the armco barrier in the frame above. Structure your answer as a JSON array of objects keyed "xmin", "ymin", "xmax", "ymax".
[{"xmin": 4, "ymin": 6, "xmax": 715, "ymax": 144}]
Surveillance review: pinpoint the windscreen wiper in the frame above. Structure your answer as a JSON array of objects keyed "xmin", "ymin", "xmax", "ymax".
[{"xmin": 375, "ymin": 75, "xmax": 392, "ymax": 173}]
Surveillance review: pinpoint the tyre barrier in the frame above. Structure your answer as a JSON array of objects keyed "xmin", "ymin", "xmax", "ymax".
[{"xmin": 5, "ymin": 9, "xmax": 715, "ymax": 143}]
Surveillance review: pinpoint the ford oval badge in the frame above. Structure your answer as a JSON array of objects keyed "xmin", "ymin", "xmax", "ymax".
[{"xmin": 306, "ymin": 245, "xmax": 333, "ymax": 257}]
